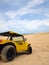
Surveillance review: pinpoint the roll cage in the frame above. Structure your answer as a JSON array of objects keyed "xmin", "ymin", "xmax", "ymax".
[{"xmin": 0, "ymin": 31, "xmax": 24, "ymax": 41}]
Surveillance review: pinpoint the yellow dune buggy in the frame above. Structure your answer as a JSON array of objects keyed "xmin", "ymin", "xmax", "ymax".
[{"xmin": 0, "ymin": 31, "xmax": 32, "ymax": 61}]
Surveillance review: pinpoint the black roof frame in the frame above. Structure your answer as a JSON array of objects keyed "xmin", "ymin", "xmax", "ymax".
[{"xmin": 0, "ymin": 31, "xmax": 22, "ymax": 37}]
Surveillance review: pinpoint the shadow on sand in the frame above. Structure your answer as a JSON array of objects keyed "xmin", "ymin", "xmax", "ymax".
[{"xmin": 0, "ymin": 53, "xmax": 27, "ymax": 62}]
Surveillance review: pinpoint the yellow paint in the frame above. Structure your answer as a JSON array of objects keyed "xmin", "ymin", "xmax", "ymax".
[
  {"xmin": 0, "ymin": 39, "xmax": 29, "ymax": 52},
  {"xmin": 0, "ymin": 31, "xmax": 30, "ymax": 52}
]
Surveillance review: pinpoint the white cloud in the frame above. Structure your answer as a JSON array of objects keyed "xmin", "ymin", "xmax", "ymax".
[
  {"xmin": 16, "ymin": 0, "xmax": 49, "ymax": 19},
  {"xmin": 26, "ymin": 0, "xmax": 45, "ymax": 9},
  {"xmin": 14, "ymin": 0, "xmax": 45, "ymax": 18},
  {"xmin": 45, "ymin": 14, "xmax": 49, "ymax": 17},
  {"xmin": 42, "ymin": 8, "xmax": 49, "ymax": 17},
  {"xmin": 4, "ymin": 6, "xmax": 43, "ymax": 19},
  {"xmin": 0, "ymin": 0, "xmax": 49, "ymax": 33},
  {"xmin": 0, "ymin": 20, "xmax": 9, "ymax": 32},
  {"xmin": 44, "ymin": 11, "xmax": 49, "ymax": 17},
  {"xmin": 4, "ymin": 0, "xmax": 45, "ymax": 8},
  {"xmin": 0, "ymin": 0, "xmax": 48, "ymax": 19},
  {"xmin": 5, "ymin": 11, "xmax": 17, "ymax": 19},
  {"xmin": 43, "ymin": 20, "xmax": 49, "ymax": 26},
  {"xmin": 0, "ymin": 13, "xmax": 4, "ymax": 19},
  {"xmin": 3, "ymin": 0, "xmax": 47, "ymax": 19},
  {"xmin": 0, "ymin": 19, "xmax": 49, "ymax": 33}
]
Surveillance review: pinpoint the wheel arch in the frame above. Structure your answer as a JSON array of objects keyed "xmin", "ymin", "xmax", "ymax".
[
  {"xmin": 1, "ymin": 42, "xmax": 16, "ymax": 52},
  {"xmin": 4, "ymin": 42, "xmax": 16, "ymax": 49}
]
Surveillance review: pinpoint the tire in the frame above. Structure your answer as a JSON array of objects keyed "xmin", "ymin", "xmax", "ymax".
[
  {"xmin": 1, "ymin": 45, "xmax": 16, "ymax": 62},
  {"xmin": 27, "ymin": 46, "xmax": 32, "ymax": 54}
]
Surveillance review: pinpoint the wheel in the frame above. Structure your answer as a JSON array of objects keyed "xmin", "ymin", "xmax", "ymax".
[
  {"xmin": 1, "ymin": 45, "xmax": 16, "ymax": 62},
  {"xmin": 27, "ymin": 46, "xmax": 32, "ymax": 54}
]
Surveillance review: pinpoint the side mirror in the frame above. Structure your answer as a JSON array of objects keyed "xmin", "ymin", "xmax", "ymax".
[{"xmin": 24, "ymin": 38, "xmax": 27, "ymax": 42}]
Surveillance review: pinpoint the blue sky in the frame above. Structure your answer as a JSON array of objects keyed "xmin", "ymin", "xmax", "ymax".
[{"xmin": 0, "ymin": 0, "xmax": 49, "ymax": 34}]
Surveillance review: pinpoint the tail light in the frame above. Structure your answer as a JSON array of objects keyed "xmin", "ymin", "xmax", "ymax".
[{"xmin": 0, "ymin": 40, "xmax": 3, "ymax": 43}]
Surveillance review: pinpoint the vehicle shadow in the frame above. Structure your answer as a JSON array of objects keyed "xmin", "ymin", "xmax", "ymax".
[
  {"xmin": 0, "ymin": 56, "xmax": 2, "ymax": 62},
  {"xmin": 16, "ymin": 52, "xmax": 27, "ymax": 57},
  {"xmin": 0, "ymin": 53, "xmax": 27, "ymax": 62}
]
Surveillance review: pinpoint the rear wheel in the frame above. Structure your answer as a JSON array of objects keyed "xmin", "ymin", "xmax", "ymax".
[
  {"xmin": 1, "ymin": 45, "xmax": 16, "ymax": 62},
  {"xmin": 27, "ymin": 46, "xmax": 32, "ymax": 54}
]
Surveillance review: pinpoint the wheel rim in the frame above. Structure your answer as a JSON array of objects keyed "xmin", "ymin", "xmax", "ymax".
[{"xmin": 6, "ymin": 48, "xmax": 15, "ymax": 61}]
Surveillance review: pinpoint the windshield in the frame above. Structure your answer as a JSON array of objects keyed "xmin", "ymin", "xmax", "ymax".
[{"xmin": 12, "ymin": 36, "xmax": 23, "ymax": 41}]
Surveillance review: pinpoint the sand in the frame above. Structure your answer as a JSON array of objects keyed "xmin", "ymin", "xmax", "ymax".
[{"xmin": 0, "ymin": 32, "xmax": 49, "ymax": 65}]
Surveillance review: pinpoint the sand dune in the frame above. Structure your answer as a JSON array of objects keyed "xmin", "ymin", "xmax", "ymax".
[{"xmin": 0, "ymin": 32, "xmax": 49, "ymax": 65}]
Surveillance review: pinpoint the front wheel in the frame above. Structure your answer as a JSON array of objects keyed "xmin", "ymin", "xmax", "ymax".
[{"xmin": 27, "ymin": 46, "xmax": 32, "ymax": 54}]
